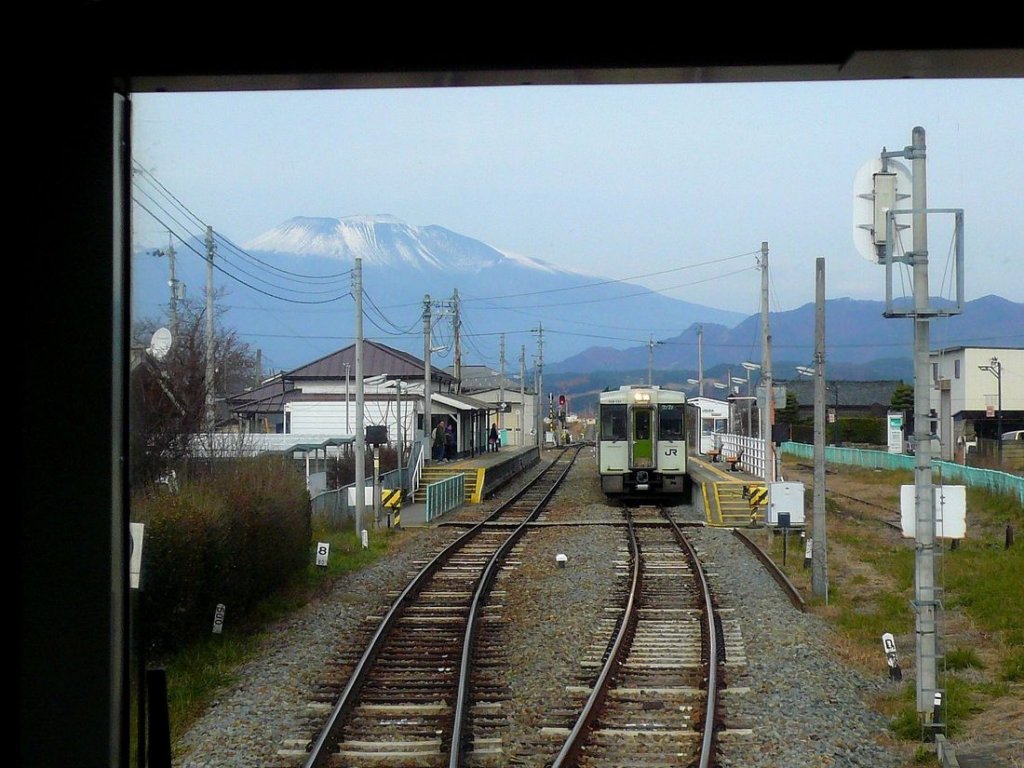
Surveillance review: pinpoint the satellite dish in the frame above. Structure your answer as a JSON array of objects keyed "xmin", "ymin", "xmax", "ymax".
[
  {"xmin": 852, "ymin": 157, "xmax": 913, "ymax": 263},
  {"xmin": 148, "ymin": 327, "xmax": 173, "ymax": 360}
]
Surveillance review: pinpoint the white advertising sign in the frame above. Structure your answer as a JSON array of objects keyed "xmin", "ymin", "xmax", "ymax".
[{"xmin": 887, "ymin": 412, "xmax": 904, "ymax": 454}]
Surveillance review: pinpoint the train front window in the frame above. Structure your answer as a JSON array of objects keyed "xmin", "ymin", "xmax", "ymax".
[
  {"xmin": 659, "ymin": 405, "xmax": 683, "ymax": 439},
  {"xmin": 601, "ymin": 405, "xmax": 627, "ymax": 440}
]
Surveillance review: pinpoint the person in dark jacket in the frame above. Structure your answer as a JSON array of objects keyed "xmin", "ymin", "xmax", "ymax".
[
  {"xmin": 489, "ymin": 423, "xmax": 499, "ymax": 452},
  {"xmin": 444, "ymin": 421, "xmax": 456, "ymax": 461},
  {"xmin": 432, "ymin": 421, "xmax": 445, "ymax": 462}
]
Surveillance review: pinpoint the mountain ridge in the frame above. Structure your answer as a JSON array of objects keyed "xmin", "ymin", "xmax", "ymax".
[{"xmin": 133, "ymin": 216, "xmax": 1021, "ymax": 375}]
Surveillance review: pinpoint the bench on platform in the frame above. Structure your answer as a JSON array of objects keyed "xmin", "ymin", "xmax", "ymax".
[{"xmin": 723, "ymin": 448, "xmax": 744, "ymax": 471}]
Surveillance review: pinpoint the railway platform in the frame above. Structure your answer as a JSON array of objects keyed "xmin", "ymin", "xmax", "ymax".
[
  {"xmin": 688, "ymin": 453, "xmax": 768, "ymax": 527},
  {"xmin": 399, "ymin": 445, "xmax": 541, "ymax": 526}
]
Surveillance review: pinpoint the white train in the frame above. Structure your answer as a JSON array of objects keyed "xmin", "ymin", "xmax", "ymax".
[{"xmin": 597, "ymin": 385, "xmax": 692, "ymax": 503}]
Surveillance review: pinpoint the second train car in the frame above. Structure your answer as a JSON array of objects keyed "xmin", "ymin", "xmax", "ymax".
[{"xmin": 597, "ymin": 385, "xmax": 692, "ymax": 503}]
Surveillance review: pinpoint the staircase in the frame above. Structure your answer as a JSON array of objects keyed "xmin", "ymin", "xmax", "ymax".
[
  {"xmin": 413, "ymin": 465, "xmax": 483, "ymax": 504},
  {"xmin": 714, "ymin": 481, "xmax": 766, "ymax": 526}
]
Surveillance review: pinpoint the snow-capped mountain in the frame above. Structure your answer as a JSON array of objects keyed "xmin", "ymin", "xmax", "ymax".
[
  {"xmin": 243, "ymin": 215, "xmax": 561, "ymax": 275},
  {"xmin": 133, "ymin": 215, "xmax": 748, "ymax": 373}
]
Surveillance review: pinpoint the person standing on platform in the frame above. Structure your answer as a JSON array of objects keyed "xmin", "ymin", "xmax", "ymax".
[
  {"xmin": 445, "ymin": 421, "xmax": 456, "ymax": 462},
  {"xmin": 432, "ymin": 421, "xmax": 445, "ymax": 462},
  {"xmin": 489, "ymin": 423, "xmax": 499, "ymax": 452}
]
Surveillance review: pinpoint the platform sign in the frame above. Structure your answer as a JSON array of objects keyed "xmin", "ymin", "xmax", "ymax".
[
  {"xmin": 887, "ymin": 412, "xmax": 904, "ymax": 454},
  {"xmin": 315, "ymin": 541, "xmax": 330, "ymax": 567},
  {"xmin": 900, "ymin": 485, "xmax": 967, "ymax": 539},
  {"xmin": 129, "ymin": 522, "xmax": 144, "ymax": 590}
]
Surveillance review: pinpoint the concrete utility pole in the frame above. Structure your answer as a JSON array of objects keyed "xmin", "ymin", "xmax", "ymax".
[
  {"xmin": 520, "ymin": 345, "xmax": 526, "ymax": 447},
  {"xmin": 452, "ymin": 289, "xmax": 462, "ymax": 390},
  {"xmin": 697, "ymin": 325, "xmax": 704, "ymax": 396},
  {"xmin": 354, "ymin": 257, "xmax": 365, "ymax": 541},
  {"xmin": 812, "ymin": 257, "xmax": 829, "ymax": 600},
  {"xmin": 909, "ymin": 127, "xmax": 937, "ymax": 722},
  {"xmin": 499, "ymin": 333, "xmax": 506, "ymax": 432},
  {"xmin": 759, "ymin": 241, "xmax": 775, "ymax": 483},
  {"xmin": 204, "ymin": 225, "xmax": 216, "ymax": 432},
  {"xmin": 153, "ymin": 233, "xmax": 180, "ymax": 335},
  {"xmin": 423, "ymin": 295, "xmax": 432, "ymax": 461},
  {"xmin": 648, "ymin": 336, "xmax": 662, "ymax": 386},
  {"xmin": 533, "ymin": 324, "xmax": 544, "ymax": 446}
]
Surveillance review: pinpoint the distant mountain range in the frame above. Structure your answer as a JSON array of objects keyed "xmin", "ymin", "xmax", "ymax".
[
  {"xmin": 133, "ymin": 215, "xmax": 746, "ymax": 368},
  {"xmin": 133, "ymin": 216, "xmax": 1023, "ymax": 379},
  {"xmin": 547, "ymin": 294, "xmax": 1024, "ymax": 374}
]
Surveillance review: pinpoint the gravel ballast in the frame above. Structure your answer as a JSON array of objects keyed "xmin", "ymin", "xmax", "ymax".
[{"xmin": 175, "ymin": 452, "xmax": 912, "ymax": 767}]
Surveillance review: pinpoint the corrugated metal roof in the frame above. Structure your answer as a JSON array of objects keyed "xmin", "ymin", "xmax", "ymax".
[
  {"xmin": 225, "ymin": 376, "xmax": 296, "ymax": 414},
  {"xmin": 434, "ymin": 392, "xmax": 496, "ymax": 411},
  {"xmin": 288, "ymin": 341, "xmax": 456, "ymax": 385}
]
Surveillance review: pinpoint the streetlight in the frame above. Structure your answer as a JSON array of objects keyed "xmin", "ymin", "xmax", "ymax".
[
  {"xmin": 383, "ymin": 377, "xmax": 409, "ymax": 503},
  {"xmin": 742, "ymin": 362, "xmax": 760, "ymax": 437},
  {"xmin": 979, "ymin": 357, "xmax": 1003, "ymax": 464},
  {"xmin": 730, "ymin": 377, "xmax": 748, "ymax": 436}
]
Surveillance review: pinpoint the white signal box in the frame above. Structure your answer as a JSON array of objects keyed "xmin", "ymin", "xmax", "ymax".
[
  {"xmin": 767, "ymin": 482, "xmax": 805, "ymax": 527},
  {"xmin": 900, "ymin": 485, "xmax": 966, "ymax": 539}
]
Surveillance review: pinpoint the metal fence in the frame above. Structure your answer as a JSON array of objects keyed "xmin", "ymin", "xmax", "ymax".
[
  {"xmin": 310, "ymin": 442, "xmax": 423, "ymax": 530},
  {"xmin": 425, "ymin": 474, "xmax": 465, "ymax": 522},
  {"xmin": 781, "ymin": 441, "xmax": 1024, "ymax": 504}
]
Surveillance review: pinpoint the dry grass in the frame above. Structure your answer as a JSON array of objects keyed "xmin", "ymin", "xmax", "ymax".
[{"xmin": 773, "ymin": 455, "xmax": 1024, "ymax": 766}]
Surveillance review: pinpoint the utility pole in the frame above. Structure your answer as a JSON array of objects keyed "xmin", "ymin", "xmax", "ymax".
[
  {"xmin": 520, "ymin": 345, "xmax": 526, "ymax": 448},
  {"xmin": 648, "ymin": 336, "xmax": 662, "ymax": 386},
  {"xmin": 499, "ymin": 333, "xmax": 506, "ymax": 432},
  {"xmin": 452, "ymin": 289, "xmax": 462, "ymax": 390},
  {"xmin": 152, "ymin": 233, "xmax": 180, "ymax": 335},
  {"xmin": 344, "ymin": 362, "xmax": 351, "ymax": 433},
  {"xmin": 204, "ymin": 226, "xmax": 216, "ymax": 432},
  {"xmin": 533, "ymin": 324, "xmax": 544, "ymax": 447},
  {"xmin": 697, "ymin": 325, "xmax": 704, "ymax": 396},
  {"xmin": 423, "ymin": 295, "xmax": 432, "ymax": 461},
  {"xmin": 979, "ymin": 358, "xmax": 1003, "ymax": 464},
  {"xmin": 759, "ymin": 241, "xmax": 775, "ymax": 483},
  {"xmin": 864, "ymin": 126, "xmax": 964, "ymax": 728},
  {"xmin": 812, "ymin": 257, "xmax": 829, "ymax": 600},
  {"xmin": 354, "ymin": 257, "xmax": 365, "ymax": 542}
]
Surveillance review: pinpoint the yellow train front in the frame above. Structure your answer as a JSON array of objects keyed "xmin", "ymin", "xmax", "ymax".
[{"xmin": 597, "ymin": 385, "xmax": 692, "ymax": 503}]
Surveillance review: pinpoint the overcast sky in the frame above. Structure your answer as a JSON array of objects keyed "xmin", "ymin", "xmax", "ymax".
[{"xmin": 131, "ymin": 78, "xmax": 1022, "ymax": 317}]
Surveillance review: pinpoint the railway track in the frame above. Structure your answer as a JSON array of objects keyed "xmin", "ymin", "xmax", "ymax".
[
  {"xmin": 547, "ymin": 505, "xmax": 720, "ymax": 768},
  {"xmin": 288, "ymin": 446, "xmax": 583, "ymax": 768}
]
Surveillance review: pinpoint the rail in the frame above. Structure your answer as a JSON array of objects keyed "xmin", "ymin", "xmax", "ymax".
[
  {"xmin": 551, "ymin": 504, "xmax": 720, "ymax": 768},
  {"xmin": 302, "ymin": 445, "xmax": 581, "ymax": 768},
  {"xmin": 450, "ymin": 445, "xmax": 580, "ymax": 766},
  {"xmin": 730, "ymin": 527, "xmax": 806, "ymax": 612}
]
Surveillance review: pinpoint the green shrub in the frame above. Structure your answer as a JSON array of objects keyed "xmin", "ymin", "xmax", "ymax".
[{"xmin": 133, "ymin": 456, "xmax": 311, "ymax": 654}]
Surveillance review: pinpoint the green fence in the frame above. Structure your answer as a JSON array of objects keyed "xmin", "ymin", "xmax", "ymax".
[
  {"xmin": 425, "ymin": 473, "xmax": 465, "ymax": 522},
  {"xmin": 781, "ymin": 442, "xmax": 1024, "ymax": 504}
]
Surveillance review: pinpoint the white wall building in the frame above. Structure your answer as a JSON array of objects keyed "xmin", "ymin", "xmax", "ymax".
[{"xmin": 929, "ymin": 346, "xmax": 1024, "ymax": 460}]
